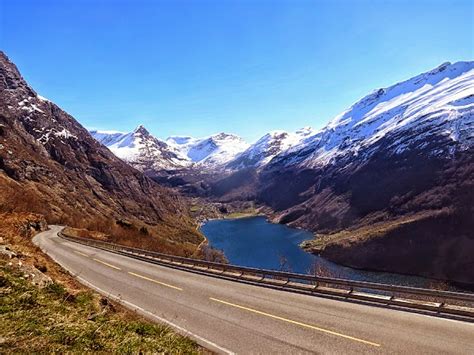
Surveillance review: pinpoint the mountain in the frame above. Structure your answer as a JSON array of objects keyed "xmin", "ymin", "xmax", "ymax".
[
  {"xmin": 0, "ymin": 51, "xmax": 201, "ymax": 253},
  {"xmin": 269, "ymin": 61, "xmax": 473, "ymax": 169},
  {"xmin": 90, "ymin": 126, "xmax": 190, "ymax": 172},
  {"xmin": 255, "ymin": 61, "xmax": 474, "ymax": 285},
  {"xmin": 167, "ymin": 133, "xmax": 249, "ymax": 167},
  {"xmin": 91, "ymin": 128, "xmax": 249, "ymax": 174},
  {"xmin": 226, "ymin": 127, "xmax": 314, "ymax": 170}
]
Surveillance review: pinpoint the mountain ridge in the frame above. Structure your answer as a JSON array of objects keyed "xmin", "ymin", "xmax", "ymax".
[
  {"xmin": 90, "ymin": 61, "xmax": 473, "ymax": 175},
  {"xmin": 0, "ymin": 51, "xmax": 202, "ymax": 255},
  {"xmin": 91, "ymin": 127, "xmax": 251, "ymax": 171}
]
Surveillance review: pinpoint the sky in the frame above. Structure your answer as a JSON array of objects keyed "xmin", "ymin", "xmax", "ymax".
[{"xmin": 1, "ymin": 0, "xmax": 473, "ymax": 143}]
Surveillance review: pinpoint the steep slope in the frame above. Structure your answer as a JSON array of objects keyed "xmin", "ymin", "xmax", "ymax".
[
  {"xmin": 90, "ymin": 126, "xmax": 190, "ymax": 172},
  {"xmin": 256, "ymin": 61, "xmax": 474, "ymax": 285},
  {"xmin": 167, "ymin": 133, "xmax": 249, "ymax": 167},
  {"xmin": 226, "ymin": 127, "xmax": 314, "ymax": 169},
  {"xmin": 271, "ymin": 61, "xmax": 473, "ymax": 169},
  {"xmin": 0, "ymin": 51, "xmax": 202, "ymax": 252}
]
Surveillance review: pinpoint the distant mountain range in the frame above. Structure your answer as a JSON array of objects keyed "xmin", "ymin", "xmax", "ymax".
[
  {"xmin": 90, "ymin": 124, "xmax": 318, "ymax": 172},
  {"xmin": 90, "ymin": 125, "xmax": 190, "ymax": 172},
  {"xmin": 2, "ymin": 48, "xmax": 473, "ymax": 285},
  {"xmin": 92, "ymin": 61, "xmax": 473, "ymax": 176},
  {"xmin": 91, "ymin": 60, "xmax": 474, "ymax": 285}
]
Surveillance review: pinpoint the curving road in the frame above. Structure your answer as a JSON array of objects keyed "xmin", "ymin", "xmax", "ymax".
[{"xmin": 34, "ymin": 226, "xmax": 474, "ymax": 354}]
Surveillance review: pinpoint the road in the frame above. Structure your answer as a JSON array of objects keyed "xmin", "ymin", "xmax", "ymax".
[{"xmin": 34, "ymin": 226, "xmax": 474, "ymax": 354}]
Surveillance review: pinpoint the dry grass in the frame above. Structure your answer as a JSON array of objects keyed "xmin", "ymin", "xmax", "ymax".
[
  {"xmin": 0, "ymin": 173, "xmax": 204, "ymax": 256},
  {"xmin": 0, "ymin": 212, "xmax": 203, "ymax": 353},
  {"xmin": 306, "ymin": 210, "xmax": 446, "ymax": 251},
  {"xmin": 0, "ymin": 264, "xmax": 200, "ymax": 353},
  {"xmin": 62, "ymin": 222, "xmax": 201, "ymax": 258}
]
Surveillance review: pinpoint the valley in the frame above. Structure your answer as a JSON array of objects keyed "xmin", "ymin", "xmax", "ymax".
[
  {"xmin": 2, "ymin": 1, "xmax": 473, "ymax": 352},
  {"xmin": 89, "ymin": 61, "xmax": 474, "ymax": 288},
  {"xmin": 1, "ymin": 50, "xmax": 473, "ymax": 288},
  {"xmin": 200, "ymin": 216, "xmax": 443, "ymax": 288}
]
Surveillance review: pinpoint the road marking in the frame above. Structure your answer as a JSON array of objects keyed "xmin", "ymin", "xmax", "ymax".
[
  {"xmin": 74, "ymin": 250, "xmax": 89, "ymax": 257},
  {"xmin": 93, "ymin": 258, "xmax": 122, "ymax": 270},
  {"xmin": 209, "ymin": 297, "xmax": 381, "ymax": 347},
  {"xmin": 37, "ymin": 234, "xmax": 233, "ymax": 354},
  {"xmin": 73, "ymin": 275, "xmax": 233, "ymax": 355},
  {"xmin": 128, "ymin": 271, "xmax": 183, "ymax": 291}
]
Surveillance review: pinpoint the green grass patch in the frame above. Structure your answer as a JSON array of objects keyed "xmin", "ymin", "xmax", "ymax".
[
  {"xmin": 225, "ymin": 210, "xmax": 260, "ymax": 219},
  {"xmin": 190, "ymin": 205, "xmax": 202, "ymax": 213},
  {"xmin": 0, "ymin": 264, "xmax": 200, "ymax": 353}
]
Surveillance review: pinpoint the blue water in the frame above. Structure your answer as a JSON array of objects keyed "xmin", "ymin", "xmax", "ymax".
[{"xmin": 201, "ymin": 216, "xmax": 435, "ymax": 287}]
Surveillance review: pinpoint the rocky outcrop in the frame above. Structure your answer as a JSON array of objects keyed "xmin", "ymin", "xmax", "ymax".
[
  {"xmin": 0, "ymin": 212, "xmax": 52, "ymax": 287},
  {"xmin": 90, "ymin": 125, "xmax": 190, "ymax": 172},
  {"xmin": 0, "ymin": 51, "xmax": 201, "ymax": 247}
]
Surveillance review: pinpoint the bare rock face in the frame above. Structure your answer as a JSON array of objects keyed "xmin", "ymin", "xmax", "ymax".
[
  {"xmin": 90, "ymin": 125, "xmax": 191, "ymax": 172},
  {"xmin": 253, "ymin": 63, "xmax": 474, "ymax": 286},
  {"xmin": 0, "ymin": 51, "xmax": 200, "ymax": 245}
]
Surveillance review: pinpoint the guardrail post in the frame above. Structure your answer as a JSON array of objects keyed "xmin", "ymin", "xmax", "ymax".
[
  {"xmin": 387, "ymin": 295, "xmax": 395, "ymax": 305},
  {"xmin": 56, "ymin": 231, "xmax": 474, "ymax": 320}
]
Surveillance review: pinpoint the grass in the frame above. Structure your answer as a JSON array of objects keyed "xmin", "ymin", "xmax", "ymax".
[
  {"xmin": 190, "ymin": 205, "xmax": 202, "ymax": 213},
  {"xmin": 303, "ymin": 210, "xmax": 445, "ymax": 251},
  {"xmin": 225, "ymin": 212, "xmax": 258, "ymax": 219},
  {"xmin": 224, "ymin": 207, "xmax": 260, "ymax": 219},
  {"xmin": 0, "ymin": 264, "xmax": 200, "ymax": 353},
  {"xmin": 0, "ymin": 212, "xmax": 204, "ymax": 353}
]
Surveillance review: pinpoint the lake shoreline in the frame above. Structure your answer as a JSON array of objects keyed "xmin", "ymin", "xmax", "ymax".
[{"xmin": 200, "ymin": 216, "xmax": 455, "ymax": 289}]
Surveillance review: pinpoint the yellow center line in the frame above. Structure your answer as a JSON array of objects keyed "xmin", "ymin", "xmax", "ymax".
[
  {"xmin": 128, "ymin": 271, "xmax": 183, "ymax": 291},
  {"xmin": 74, "ymin": 250, "xmax": 89, "ymax": 257},
  {"xmin": 209, "ymin": 297, "xmax": 381, "ymax": 348},
  {"xmin": 93, "ymin": 258, "xmax": 122, "ymax": 270}
]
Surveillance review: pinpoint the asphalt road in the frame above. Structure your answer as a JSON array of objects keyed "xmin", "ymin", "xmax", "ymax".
[{"xmin": 34, "ymin": 226, "xmax": 474, "ymax": 354}]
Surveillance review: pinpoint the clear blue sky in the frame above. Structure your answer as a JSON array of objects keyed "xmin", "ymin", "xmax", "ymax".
[{"xmin": 1, "ymin": 0, "xmax": 473, "ymax": 142}]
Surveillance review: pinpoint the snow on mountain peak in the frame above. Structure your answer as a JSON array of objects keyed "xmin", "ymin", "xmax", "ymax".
[
  {"xmin": 133, "ymin": 124, "xmax": 150, "ymax": 135},
  {"xmin": 272, "ymin": 61, "xmax": 474, "ymax": 168},
  {"xmin": 167, "ymin": 132, "xmax": 249, "ymax": 167},
  {"xmin": 91, "ymin": 126, "xmax": 190, "ymax": 171},
  {"xmin": 226, "ymin": 127, "xmax": 316, "ymax": 169},
  {"xmin": 89, "ymin": 62, "xmax": 473, "ymax": 173},
  {"xmin": 328, "ymin": 61, "xmax": 473, "ymax": 130}
]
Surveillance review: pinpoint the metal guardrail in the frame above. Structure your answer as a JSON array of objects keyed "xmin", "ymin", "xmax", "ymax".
[{"xmin": 59, "ymin": 232, "xmax": 474, "ymax": 320}]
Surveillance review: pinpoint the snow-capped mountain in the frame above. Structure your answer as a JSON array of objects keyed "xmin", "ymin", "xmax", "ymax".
[
  {"xmin": 91, "ymin": 128, "xmax": 250, "ymax": 172},
  {"xmin": 253, "ymin": 62, "xmax": 474, "ymax": 285},
  {"xmin": 167, "ymin": 133, "xmax": 249, "ymax": 167},
  {"xmin": 271, "ymin": 61, "xmax": 474, "ymax": 169},
  {"xmin": 91, "ymin": 125, "xmax": 190, "ymax": 171},
  {"xmin": 257, "ymin": 60, "xmax": 473, "ymax": 233},
  {"xmin": 0, "ymin": 50, "xmax": 199, "ymax": 242},
  {"xmin": 226, "ymin": 127, "xmax": 314, "ymax": 169}
]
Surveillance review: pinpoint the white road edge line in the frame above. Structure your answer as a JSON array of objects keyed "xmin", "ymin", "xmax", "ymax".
[
  {"xmin": 53, "ymin": 229, "xmax": 474, "ymax": 327},
  {"xmin": 38, "ymin": 231, "xmax": 234, "ymax": 355},
  {"xmin": 75, "ymin": 275, "xmax": 234, "ymax": 355}
]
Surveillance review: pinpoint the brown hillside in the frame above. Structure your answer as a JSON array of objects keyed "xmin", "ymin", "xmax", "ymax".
[{"xmin": 0, "ymin": 51, "xmax": 202, "ymax": 252}]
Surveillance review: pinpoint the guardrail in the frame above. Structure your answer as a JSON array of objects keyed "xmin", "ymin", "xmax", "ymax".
[{"xmin": 59, "ymin": 232, "xmax": 474, "ymax": 321}]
